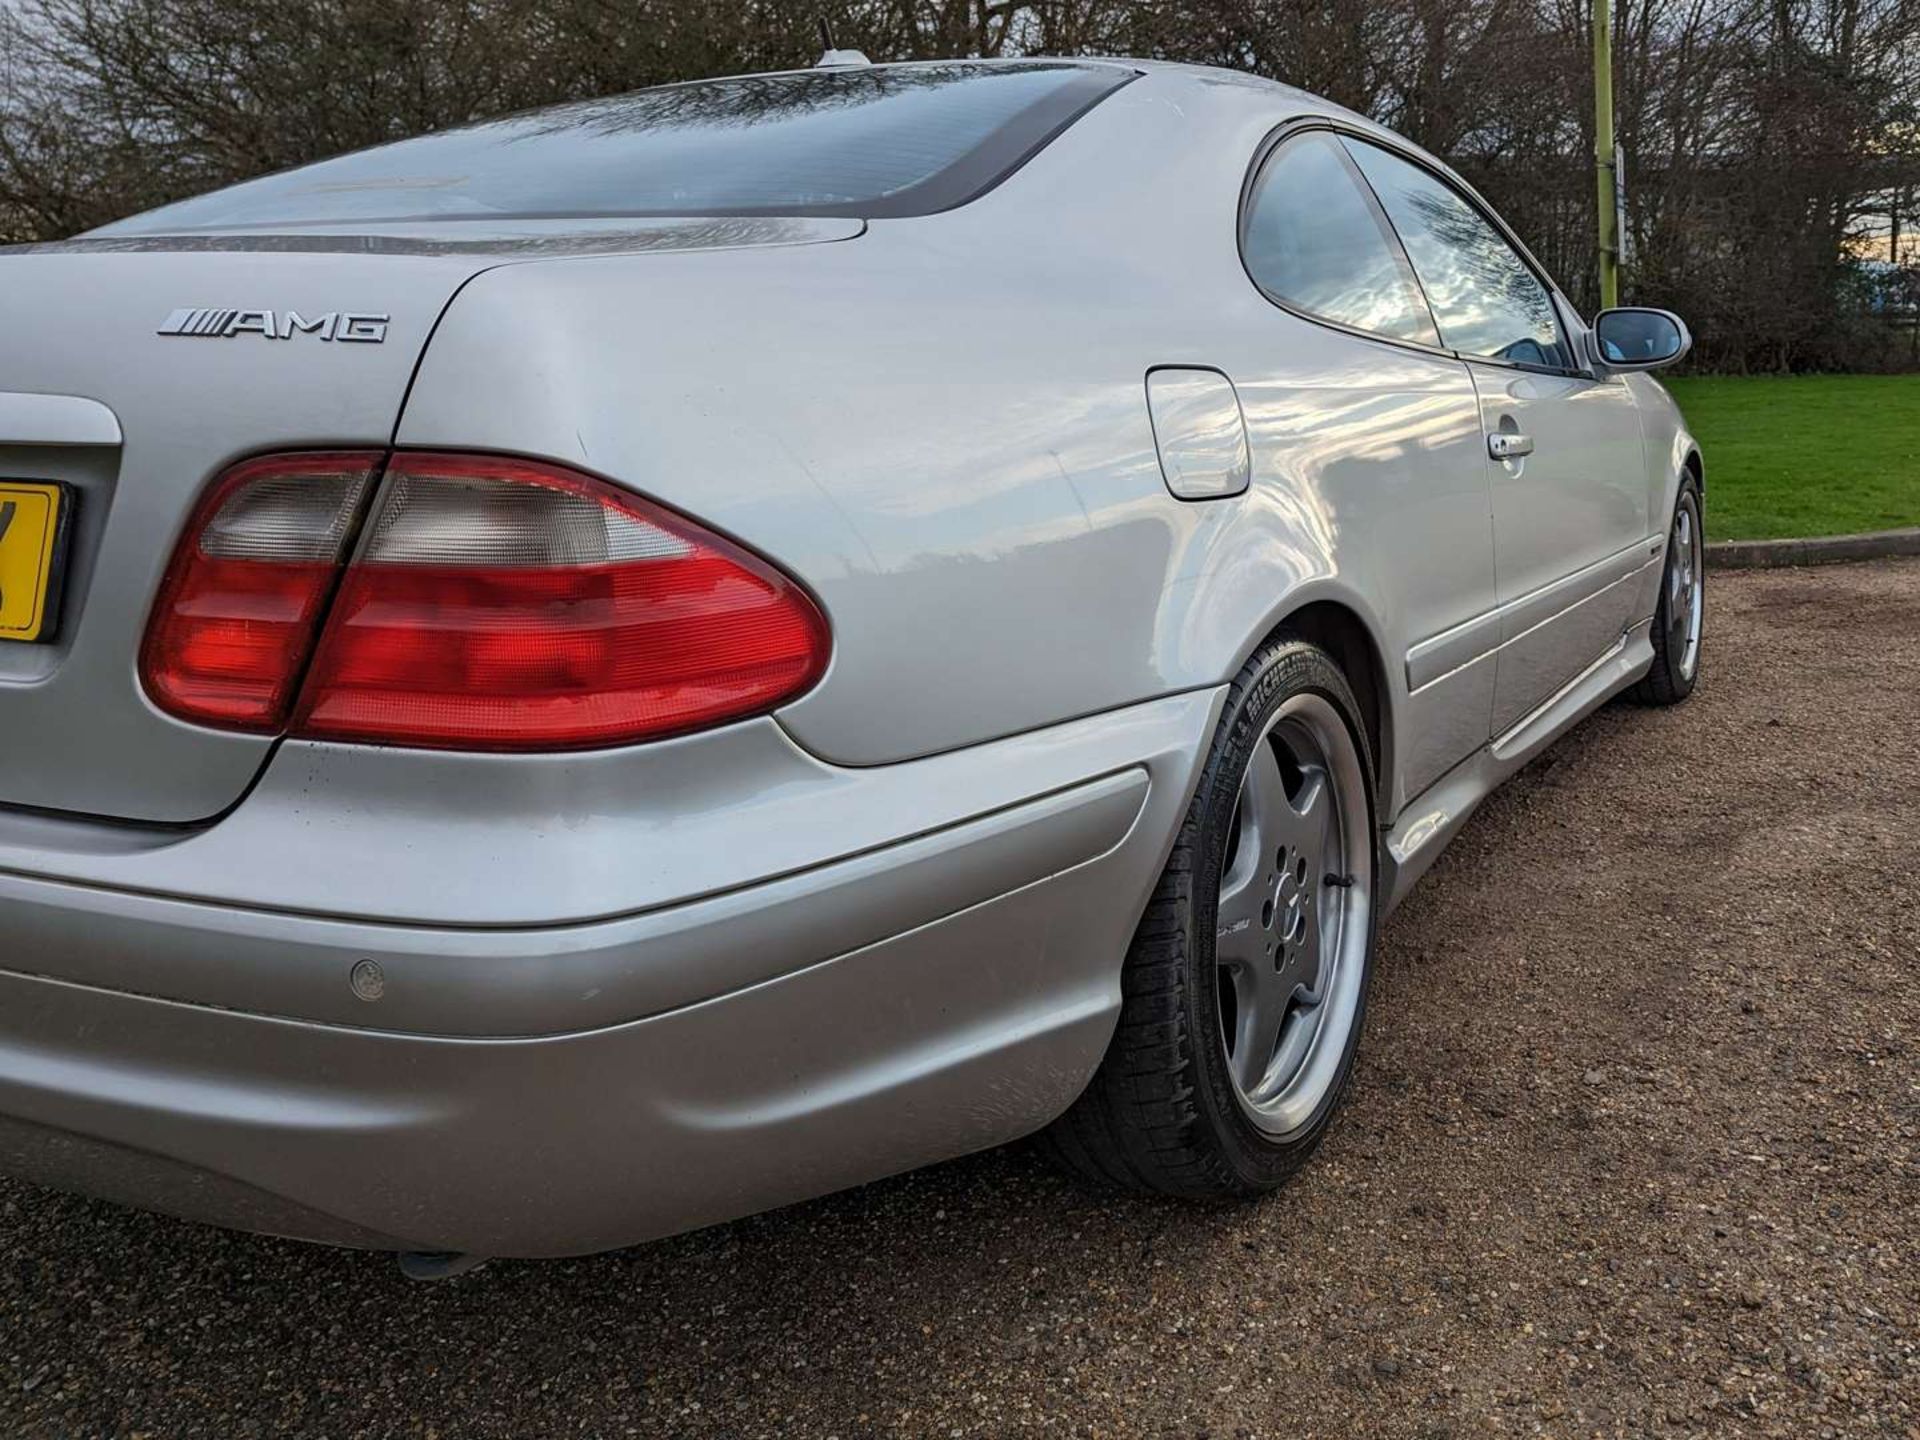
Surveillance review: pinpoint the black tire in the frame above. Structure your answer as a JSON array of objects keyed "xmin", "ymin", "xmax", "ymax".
[
  {"xmin": 1044, "ymin": 636, "xmax": 1379, "ymax": 1197},
  {"xmin": 1633, "ymin": 477, "xmax": 1705, "ymax": 706}
]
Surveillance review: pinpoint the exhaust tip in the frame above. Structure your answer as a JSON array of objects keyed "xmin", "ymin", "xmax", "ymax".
[{"xmin": 396, "ymin": 1250, "xmax": 490, "ymax": 1282}]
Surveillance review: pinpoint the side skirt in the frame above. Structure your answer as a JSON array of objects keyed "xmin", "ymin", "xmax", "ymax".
[{"xmin": 1379, "ymin": 618, "xmax": 1656, "ymax": 914}]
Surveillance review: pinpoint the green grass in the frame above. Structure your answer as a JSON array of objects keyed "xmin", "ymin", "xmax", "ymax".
[{"xmin": 1661, "ymin": 375, "xmax": 1920, "ymax": 541}]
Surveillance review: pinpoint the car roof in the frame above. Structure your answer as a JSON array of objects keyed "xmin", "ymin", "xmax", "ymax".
[{"xmin": 829, "ymin": 55, "xmax": 1396, "ymax": 147}]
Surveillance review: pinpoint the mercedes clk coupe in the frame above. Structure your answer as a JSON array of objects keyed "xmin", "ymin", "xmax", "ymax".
[{"xmin": 0, "ymin": 56, "xmax": 1702, "ymax": 1269}]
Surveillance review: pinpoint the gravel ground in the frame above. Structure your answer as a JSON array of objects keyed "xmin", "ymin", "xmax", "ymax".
[{"xmin": 3, "ymin": 559, "xmax": 1916, "ymax": 1439}]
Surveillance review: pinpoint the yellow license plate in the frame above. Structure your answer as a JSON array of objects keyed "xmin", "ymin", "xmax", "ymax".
[{"xmin": 0, "ymin": 481, "xmax": 71, "ymax": 643}]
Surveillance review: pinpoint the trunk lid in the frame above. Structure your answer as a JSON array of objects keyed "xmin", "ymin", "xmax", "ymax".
[{"xmin": 0, "ymin": 218, "xmax": 858, "ymax": 823}]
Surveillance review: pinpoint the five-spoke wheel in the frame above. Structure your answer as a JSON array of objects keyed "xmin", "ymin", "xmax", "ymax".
[
  {"xmin": 1047, "ymin": 637, "xmax": 1378, "ymax": 1193},
  {"xmin": 1666, "ymin": 492, "xmax": 1703, "ymax": 683},
  {"xmin": 1636, "ymin": 477, "xmax": 1705, "ymax": 705},
  {"xmin": 1213, "ymin": 692, "xmax": 1372, "ymax": 1138}
]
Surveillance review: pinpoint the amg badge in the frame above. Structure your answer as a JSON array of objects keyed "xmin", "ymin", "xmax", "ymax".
[{"xmin": 157, "ymin": 308, "xmax": 389, "ymax": 343}]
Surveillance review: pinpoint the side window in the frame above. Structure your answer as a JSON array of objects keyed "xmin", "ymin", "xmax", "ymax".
[
  {"xmin": 1241, "ymin": 132, "xmax": 1440, "ymax": 347},
  {"xmin": 1343, "ymin": 138, "xmax": 1574, "ymax": 371}
]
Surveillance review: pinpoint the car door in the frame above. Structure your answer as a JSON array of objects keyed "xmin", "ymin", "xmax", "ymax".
[
  {"xmin": 1237, "ymin": 128, "xmax": 1499, "ymax": 802},
  {"xmin": 1343, "ymin": 138, "xmax": 1650, "ymax": 733}
]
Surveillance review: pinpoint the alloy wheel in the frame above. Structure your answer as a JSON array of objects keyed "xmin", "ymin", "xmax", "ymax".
[
  {"xmin": 1669, "ymin": 494, "xmax": 1704, "ymax": 682},
  {"xmin": 1213, "ymin": 692, "xmax": 1373, "ymax": 1138}
]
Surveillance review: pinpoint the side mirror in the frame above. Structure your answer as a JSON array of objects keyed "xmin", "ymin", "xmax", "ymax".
[{"xmin": 1589, "ymin": 308, "xmax": 1691, "ymax": 372}]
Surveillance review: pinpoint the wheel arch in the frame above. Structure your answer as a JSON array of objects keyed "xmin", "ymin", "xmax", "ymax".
[{"xmin": 1265, "ymin": 600, "xmax": 1393, "ymax": 808}]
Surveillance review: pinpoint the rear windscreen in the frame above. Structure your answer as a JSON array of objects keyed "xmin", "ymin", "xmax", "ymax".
[{"xmin": 97, "ymin": 62, "xmax": 1133, "ymax": 233}]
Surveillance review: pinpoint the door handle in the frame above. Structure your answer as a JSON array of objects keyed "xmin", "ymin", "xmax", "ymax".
[{"xmin": 1488, "ymin": 432, "xmax": 1535, "ymax": 461}]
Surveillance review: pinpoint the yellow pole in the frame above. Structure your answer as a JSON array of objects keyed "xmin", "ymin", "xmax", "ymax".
[{"xmin": 1594, "ymin": 0, "xmax": 1620, "ymax": 309}]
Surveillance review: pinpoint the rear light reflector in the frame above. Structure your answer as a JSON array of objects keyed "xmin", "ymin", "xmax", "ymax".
[
  {"xmin": 294, "ymin": 453, "xmax": 829, "ymax": 749},
  {"xmin": 140, "ymin": 452, "xmax": 381, "ymax": 730}
]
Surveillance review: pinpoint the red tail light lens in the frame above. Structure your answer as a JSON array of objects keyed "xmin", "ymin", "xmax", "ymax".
[
  {"xmin": 292, "ymin": 452, "xmax": 830, "ymax": 750},
  {"xmin": 140, "ymin": 452, "xmax": 381, "ymax": 730},
  {"xmin": 143, "ymin": 451, "xmax": 831, "ymax": 750}
]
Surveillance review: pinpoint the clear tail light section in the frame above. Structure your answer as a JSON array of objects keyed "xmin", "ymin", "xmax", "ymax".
[
  {"xmin": 140, "ymin": 452, "xmax": 381, "ymax": 730},
  {"xmin": 144, "ymin": 450, "xmax": 831, "ymax": 751},
  {"xmin": 298, "ymin": 451, "xmax": 831, "ymax": 749}
]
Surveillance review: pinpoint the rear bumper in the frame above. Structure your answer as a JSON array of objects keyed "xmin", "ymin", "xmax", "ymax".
[{"xmin": 0, "ymin": 691, "xmax": 1219, "ymax": 1256}]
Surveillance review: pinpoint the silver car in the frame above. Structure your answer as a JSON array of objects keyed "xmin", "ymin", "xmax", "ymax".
[{"xmin": 0, "ymin": 57, "xmax": 1702, "ymax": 1267}]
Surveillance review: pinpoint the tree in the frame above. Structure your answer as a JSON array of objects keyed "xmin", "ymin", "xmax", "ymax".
[{"xmin": 5, "ymin": 0, "xmax": 1918, "ymax": 369}]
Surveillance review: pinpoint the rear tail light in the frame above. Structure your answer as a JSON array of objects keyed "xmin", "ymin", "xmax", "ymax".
[
  {"xmin": 297, "ymin": 452, "xmax": 830, "ymax": 748},
  {"xmin": 140, "ymin": 452, "xmax": 381, "ymax": 730},
  {"xmin": 142, "ymin": 451, "xmax": 830, "ymax": 750}
]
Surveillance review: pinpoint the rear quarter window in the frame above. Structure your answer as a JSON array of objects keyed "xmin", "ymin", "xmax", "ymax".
[
  {"xmin": 1241, "ymin": 131, "xmax": 1440, "ymax": 347},
  {"xmin": 97, "ymin": 62, "xmax": 1134, "ymax": 234}
]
